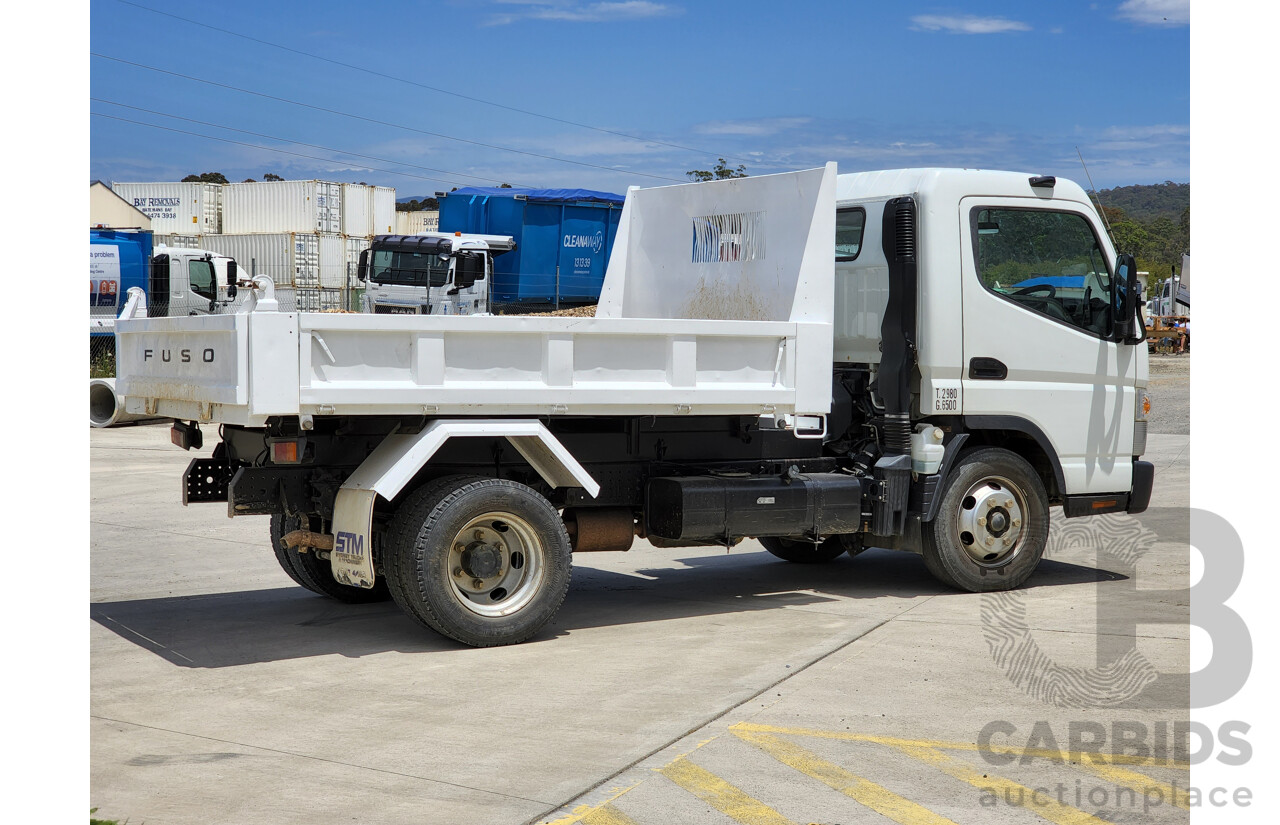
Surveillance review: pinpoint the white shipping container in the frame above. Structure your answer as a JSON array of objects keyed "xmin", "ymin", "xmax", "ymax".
[
  {"xmin": 199, "ymin": 233, "xmax": 346, "ymax": 288},
  {"xmin": 222, "ymin": 180, "xmax": 343, "ymax": 234},
  {"xmin": 344, "ymin": 237, "xmax": 368, "ymax": 287},
  {"xmin": 111, "ymin": 182, "xmax": 221, "ymax": 234},
  {"xmin": 341, "ymin": 184, "xmax": 372, "ymax": 237},
  {"xmin": 296, "ymin": 288, "xmax": 347, "ymax": 313},
  {"xmin": 395, "ymin": 210, "xmax": 440, "ymax": 235},
  {"xmin": 153, "ymin": 233, "xmax": 202, "ymax": 249},
  {"xmin": 372, "ymin": 186, "xmax": 396, "ymax": 234},
  {"xmin": 340, "ymin": 184, "xmax": 397, "ymax": 235}
]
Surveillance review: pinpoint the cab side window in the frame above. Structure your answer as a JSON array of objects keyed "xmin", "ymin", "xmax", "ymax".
[
  {"xmin": 972, "ymin": 208, "xmax": 1112, "ymax": 337},
  {"xmin": 835, "ymin": 207, "xmax": 865, "ymax": 261},
  {"xmin": 188, "ymin": 259, "xmax": 215, "ymax": 300}
]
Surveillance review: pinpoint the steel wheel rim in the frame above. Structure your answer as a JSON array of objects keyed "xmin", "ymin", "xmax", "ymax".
[
  {"xmin": 954, "ymin": 475, "xmax": 1027, "ymax": 568},
  {"xmin": 446, "ymin": 511, "xmax": 546, "ymax": 617}
]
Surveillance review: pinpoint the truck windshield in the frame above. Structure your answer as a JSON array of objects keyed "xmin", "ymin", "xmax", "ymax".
[{"xmin": 370, "ymin": 249, "xmax": 449, "ymax": 288}]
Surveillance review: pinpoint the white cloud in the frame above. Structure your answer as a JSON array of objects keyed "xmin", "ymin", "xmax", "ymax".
[
  {"xmin": 486, "ymin": 1, "xmax": 679, "ymax": 25},
  {"xmin": 1117, "ymin": 0, "xmax": 1190, "ymax": 26},
  {"xmin": 910, "ymin": 14, "xmax": 1031, "ymax": 34},
  {"xmin": 693, "ymin": 117, "xmax": 812, "ymax": 137}
]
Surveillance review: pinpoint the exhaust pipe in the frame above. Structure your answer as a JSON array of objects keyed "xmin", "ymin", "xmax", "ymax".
[{"xmin": 90, "ymin": 378, "xmax": 164, "ymax": 428}]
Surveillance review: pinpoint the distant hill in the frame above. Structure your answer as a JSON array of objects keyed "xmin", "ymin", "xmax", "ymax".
[
  {"xmin": 1086, "ymin": 182, "xmax": 1190, "ymax": 278},
  {"xmin": 1090, "ymin": 181, "xmax": 1189, "ymax": 223}
]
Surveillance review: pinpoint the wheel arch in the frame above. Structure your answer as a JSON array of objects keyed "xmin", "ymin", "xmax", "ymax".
[{"xmin": 958, "ymin": 416, "xmax": 1065, "ymax": 504}]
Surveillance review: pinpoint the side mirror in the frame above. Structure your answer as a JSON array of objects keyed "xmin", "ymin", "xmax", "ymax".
[
  {"xmin": 226, "ymin": 260, "xmax": 238, "ymax": 298},
  {"xmin": 1114, "ymin": 253, "xmax": 1142, "ymax": 343},
  {"xmin": 358, "ymin": 249, "xmax": 370, "ymax": 282}
]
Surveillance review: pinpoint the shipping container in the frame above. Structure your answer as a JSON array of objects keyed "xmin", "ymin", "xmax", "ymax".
[
  {"xmin": 341, "ymin": 184, "xmax": 397, "ymax": 236},
  {"xmin": 296, "ymin": 288, "xmax": 347, "ymax": 313},
  {"xmin": 110, "ymin": 182, "xmax": 221, "ymax": 234},
  {"xmin": 395, "ymin": 210, "xmax": 440, "ymax": 235},
  {"xmin": 344, "ymin": 237, "xmax": 367, "ymax": 288},
  {"xmin": 439, "ymin": 187, "xmax": 623, "ymax": 304},
  {"xmin": 199, "ymin": 232, "xmax": 346, "ymax": 288},
  {"xmin": 371, "ymin": 187, "xmax": 396, "ymax": 235},
  {"xmin": 341, "ymin": 184, "xmax": 371, "ymax": 237},
  {"xmin": 153, "ymin": 233, "xmax": 202, "ymax": 249},
  {"xmin": 222, "ymin": 180, "xmax": 343, "ymax": 234}
]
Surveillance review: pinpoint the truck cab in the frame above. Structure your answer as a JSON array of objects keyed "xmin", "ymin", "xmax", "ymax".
[
  {"xmin": 90, "ymin": 231, "xmax": 242, "ymax": 337},
  {"xmin": 358, "ymin": 233, "xmax": 516, "ymax": 316},
  {"xmin": 147, "ymin": 245, "xmax": 242, "ymax": 319}
]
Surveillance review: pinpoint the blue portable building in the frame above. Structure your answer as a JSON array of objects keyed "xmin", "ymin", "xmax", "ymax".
[
  {"xmin": 91, "ymin": 229, "xmax": 153, "ymax": 337},
  {"xmin": 439, "ymin": 187, "xmax": 624, "ymax": 304}
]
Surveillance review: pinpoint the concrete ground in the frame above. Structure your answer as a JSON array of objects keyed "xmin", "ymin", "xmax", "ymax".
[{"xmin": 92, "ymin": 423, "xmax": 1189, "ymax": 824}]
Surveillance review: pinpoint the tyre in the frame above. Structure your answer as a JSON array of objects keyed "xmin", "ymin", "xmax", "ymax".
[
  {"xmin": 385, "ymin": 476, "xmax": 572, "ymax": 647},
  {"xmin": 269, "ymin": 513, "xmax": 390, "ymax": 603},
  {"xmin": 920, "ymin": 447, "xmax": 1049, "ymax": 592},
  {"xmin": 759, "ymin": 535, "xmax": 855, "ymax": 563}
]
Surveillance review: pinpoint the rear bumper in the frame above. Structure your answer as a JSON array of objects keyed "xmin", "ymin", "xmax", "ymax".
[{"xmin": 1127, "ymin": 460, "xmax": 1155, "ymax": 514}]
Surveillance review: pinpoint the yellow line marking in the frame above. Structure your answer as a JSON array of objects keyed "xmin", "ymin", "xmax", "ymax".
[
  {"xmin": 889, "ymin": 741, "xmax": 1110, "ymax": 825},
  {"xmin": 538, "ymin": 782, "xmax": 643, "ymax": 825},
  {"xmin": 730, "ymin": 723, "xmax": 1191, "ymax": 770},
  {"xmin": 581, "ymin": 803, "xmax": 643, "ymax": 825},
  {"xmin": 660, "ymin": 757, "xmax": 800, "ymax": 825},
  {"xmin": 1072, "ymin": 760, "xmax": 1191, "ymax": 810},
  {"xmin": 732, "ymin": 728, "xmax": 959, "ymax": 825}
]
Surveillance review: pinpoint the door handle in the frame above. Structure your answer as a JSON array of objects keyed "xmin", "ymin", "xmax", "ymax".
[{"xmin": 968, "ymin": 357, "xmax": 1008, "ymax": 380}]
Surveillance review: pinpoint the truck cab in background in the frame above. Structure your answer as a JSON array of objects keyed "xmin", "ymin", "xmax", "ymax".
[
  {"xmin": 90, "ymin": 230, "xmax": 242, "ymax": 337},
  {"xmin": 146, "ymin": 246, "xmax": 241, "ymax": 319},
  {"xmin": 358, "ymin": 233, "xmax": 516, "ymax": 316}
]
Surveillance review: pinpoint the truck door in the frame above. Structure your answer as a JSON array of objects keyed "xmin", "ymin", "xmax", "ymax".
[
  {"xmin": 185, "ymin": 256, "xmax": 217, "ymax": 315},
  {"xmin": 149, "ymin": 254, "xmax": 171, "ymax": 318},
  {"xmin": 958, "ymin": 197, "xmax": 1138, "ymax": 495}
]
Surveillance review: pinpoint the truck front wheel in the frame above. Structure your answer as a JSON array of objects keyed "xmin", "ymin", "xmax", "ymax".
[
  {"xmin": 920, "ymin": 447, "xmax": 1049, "ymax": 592},
  {"xmin": 385, "ymin": 476, "xmax": 572, "ymax": 647},
  {"xmin": 269, "ymin": 514, "xmax": 390, "ymax": 603}
]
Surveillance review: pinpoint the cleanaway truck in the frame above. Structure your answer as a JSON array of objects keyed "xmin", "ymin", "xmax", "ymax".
[{"xmin": 114, "ymin": 165, "xmax": 1153, "ymax": 647}]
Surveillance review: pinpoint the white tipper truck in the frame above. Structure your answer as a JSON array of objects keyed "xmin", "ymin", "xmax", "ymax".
[
  {"xmin": 114, "ymin": 165, "xmax": 1153, "ymax": 647},
  {"xmin": 358, "ymin": 232, "xmax": 516, "ymax": 316}
]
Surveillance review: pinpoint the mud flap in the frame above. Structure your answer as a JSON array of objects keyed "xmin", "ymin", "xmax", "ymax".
[{"xmin": 330, "ymin": 487, "xmax": 377, "ymax": 589}]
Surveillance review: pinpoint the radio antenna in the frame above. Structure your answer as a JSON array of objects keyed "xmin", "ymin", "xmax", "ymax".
[{"xmin": 1077, "ymin": 146, "xmax": 1116, "ymax": 245}]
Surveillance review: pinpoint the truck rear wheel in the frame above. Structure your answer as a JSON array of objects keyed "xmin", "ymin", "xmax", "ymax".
[
  {"xmin": 269, "ymin": 514, "xmax": 390, "ymax": 603},
  {"xmin": 758, "ymin": 535, "xmax": 859, "ymax": 563},
  {"xmin": 385, "ymin": 476, "xmax": 572, "ymax": 647},
  {"xmin": 920, "ymin": 447, "xmax": 1049, "ymax": 592}
]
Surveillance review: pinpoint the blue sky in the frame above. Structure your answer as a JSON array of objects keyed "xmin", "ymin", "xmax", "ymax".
[{"xmin": 90, "ymin": 0, "xmax": 1189, "ymax": 197}]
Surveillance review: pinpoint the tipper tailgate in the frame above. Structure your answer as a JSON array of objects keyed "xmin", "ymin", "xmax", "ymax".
[
  {"xmin": 116, "ymin": 314, "xmax": 247, "ymax": 406},
  {"xmin": 116, "ymin": 310, "xmax": 300, "ymax": 422}
]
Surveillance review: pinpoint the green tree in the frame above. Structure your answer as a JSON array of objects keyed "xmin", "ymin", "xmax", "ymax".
[
  {"xmin": 181, "ymin": 172, "xmax": 229, "ymax": 184},
  {"xmin": 686, "ymin": 158, "xmax": 748, "ymax": 181},
  {"xmin": 263, "ymin": 172, "xmax": 285, "ymax": 181}
]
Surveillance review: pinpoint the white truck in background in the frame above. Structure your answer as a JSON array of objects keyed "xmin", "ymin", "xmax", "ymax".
[
  {"xmin": 113, "ymin": 165, "xmax": 1152, "ymax": 647},
  {"xmin": 358, "ymin": 232, "xmax": 516, "ymax": 316},
  {"xmin": 90, "ymin": 239, "xmax": 244, "ymax": 337}
]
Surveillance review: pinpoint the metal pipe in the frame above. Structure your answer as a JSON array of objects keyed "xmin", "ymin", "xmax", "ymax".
[{"xmin": 90, "ymin": 377, "xmax": 165, "ymax": 428}]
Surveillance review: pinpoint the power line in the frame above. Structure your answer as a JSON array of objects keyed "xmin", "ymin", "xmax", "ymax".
[
  {"xmin": 92, "ymin": 53, "xmax": 686, "ymax": 183},
  {"xmin": 92, "ymin": 97, "xmax": 536, "ymax": 189},
  {"xmin": 112, "ymin": 0, "xmax": 754, "ymax": 167},
  {"xmin": 91, "ymin": 111, "xmax": 502, "ymax": 190}
]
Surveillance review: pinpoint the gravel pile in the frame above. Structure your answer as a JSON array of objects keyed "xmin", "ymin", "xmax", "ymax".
[{"xmin": 506, "ymin": 305, "xmax": 598, "ymax": 317}]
